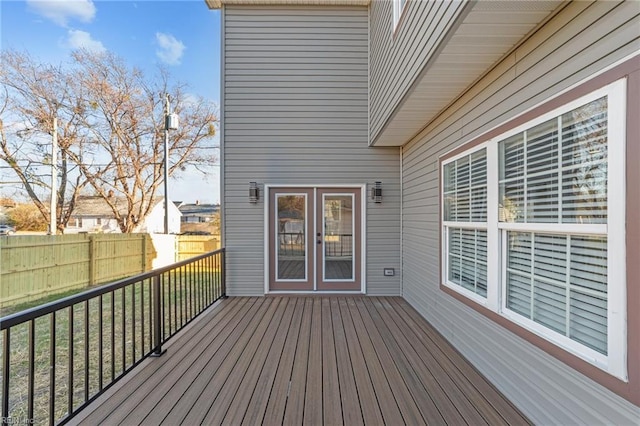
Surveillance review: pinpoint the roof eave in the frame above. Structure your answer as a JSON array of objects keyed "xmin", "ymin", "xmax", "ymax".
[{"xmin": 206, "ymin": 0, "xmax": 370, "ymax": 9}]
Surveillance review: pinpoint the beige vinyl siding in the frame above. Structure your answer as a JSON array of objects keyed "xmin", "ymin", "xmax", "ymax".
[
  {"xmin": 223, "ymin": 6, "xmax": 401, "ymax": 296},
  {"xmin": 401, "ymin": 0, "xmax": 640, "ymax": 422},
  {"xmin": 368, "ymin": 0, "xmax": 468, "ymax": 143}
]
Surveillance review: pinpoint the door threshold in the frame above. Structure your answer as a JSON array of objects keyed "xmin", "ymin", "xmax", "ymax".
[{"xmin": 266, "ymin": 291, "xmax": 365, "ymax": 296}]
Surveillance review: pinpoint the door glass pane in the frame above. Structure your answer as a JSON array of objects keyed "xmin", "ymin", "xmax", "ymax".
[
  {"xmin": 324, "ymin": 195, "xmax": 353, "ymax": 280},
  {"xmin": 277, "ymin": 195, "xmax": 306, "ymax": 280}
]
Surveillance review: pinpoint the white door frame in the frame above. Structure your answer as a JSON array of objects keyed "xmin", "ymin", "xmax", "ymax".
[{"xmin": 264, "ymin": 183, "xmax": 367, "ymax": 294}]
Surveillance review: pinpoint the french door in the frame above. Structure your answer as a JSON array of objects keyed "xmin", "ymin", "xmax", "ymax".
[{"xmin": 268, "ymin": 187, "xmax": 361, "ymax": 291}]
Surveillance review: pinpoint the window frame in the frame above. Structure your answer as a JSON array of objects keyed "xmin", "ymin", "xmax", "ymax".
[
  {"xmin": 393, "ymin": 0, "xmax": 408, "ymax": 30},
  {"xmin": 441, "ymin": 142, "xmax": 491, "ymax": 306},
  {"xmin": 440, "ymin": 78, "xmax": 627, "ymax": 380}
]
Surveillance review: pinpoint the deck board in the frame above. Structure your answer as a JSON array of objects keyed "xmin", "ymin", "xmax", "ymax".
[
  {"xmin": 71, "ymin": 296, "xmax": 530, "ymax": 426},
  {"xmin": 330, "ymin": 298, "xmax": 364, "ymax": 426},
  {"xmin": 258, "ymin": 298, "xmax": 304, "ymax": 425},
  {"xmin": 321, "ymin": 298, "xmax": 343, "ymax": 426},
  {"xmin": 282, "ymin": 297, "xmax": 312, "ymax": 425}
]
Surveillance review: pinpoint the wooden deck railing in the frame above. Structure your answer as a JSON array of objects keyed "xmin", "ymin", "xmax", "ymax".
[{"xmin": 0, "ymin": 248, "xmax": 225, "ymax": 426}]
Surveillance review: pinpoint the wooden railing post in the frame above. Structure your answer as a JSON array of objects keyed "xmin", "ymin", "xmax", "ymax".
[{"xmin": 151, "ymin": 275, "xmax": 166, "ymax": 357}]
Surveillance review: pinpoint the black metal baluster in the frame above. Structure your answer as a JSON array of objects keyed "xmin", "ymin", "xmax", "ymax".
[
  {"xmin": 200, "ymin": 259, "xmax": 204, "ymax": 310},
  {"xmin": 167, "ymin": 273, "xmax": 172, "ymax": 336},
  {"xmin": 140, "ymin": 281, "xmax": 145, "ymax": 358},
  {"xmin": 172, "ymin": 269, "xmax": 177, "ymax": 333},
  {"xmin": 28, "ymin": 320, "xmax": 35, "ymax": 421},
  {"xmin": 110, "ymin": 292, "xmax": 115, "ymax": 382},
  {"xmin": 131, "ymin": 283, "xmax": 136, "ymax": 363},
  {"xmin": 221, "ymin": 249, "xmax": 226, "ymax": 298},
  {"xmin": 121, "ymin": 289, "xmax": 125, "ymax": 373},
  {"xmin": 49, "ymin": 312, "xmax": 56, "ymax": 425},
  {"xmin": 193, "ymin": 261, "xmax": 198, "ymax": 315},
  {"xmin": 2, "ymin": 328, "xmax": 10, "ymax": 423},
  {"xmin": 189, "ymin": 263, "xmax": 194, "ymax": 319},
  {"xmin": 161, "ymin": 274, "xmax": 166, "ymax": 341},
  {"xmin": 98, "ymin": 295, "xmax": 103, "ymax": 391},
  {"xmin": 148, "ymin": 280, "xmax": 153, "ymax": 353},
  {"xmin": 204, "ymin": 257, "xmax": 210, "ymax": 305},
  {"xmin": 215, "ymin": 253, "xmax": 219, "ymax": 299},
  {"xmin": 84, "ymin": 301, "xmax": 89, "ymax": 403},
  {"xmin": 68, "ymin": 305, "xmax": 74, "ymax": 416},
  {"xmin": 174, "ymin": 270, "xmax": 184, "ymax": 327},
  {"xmin": 197, "ymin": 260, "xmax": 201, "ymax": 312}
]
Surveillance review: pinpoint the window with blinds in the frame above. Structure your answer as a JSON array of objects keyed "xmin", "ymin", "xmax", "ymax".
[
  {"xmin": 499, "ymin": 97, "xmax": 610, "ymax": 355},
  {"xmin": 443, "ymin": 149, "xmax": 488, "ymax": 299},
  {"xmin": 440, "ymin": 78, "xmax": 627, "ymax": 379}
]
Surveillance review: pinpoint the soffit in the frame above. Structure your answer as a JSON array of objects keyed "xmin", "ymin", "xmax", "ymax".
[
  {"xmin": 371, "ymin": 0, "xmax": 565, "ymax": 146},
  {"xmin": 206, "ymin": 0, "xmax": 369, "ymax": 9}
]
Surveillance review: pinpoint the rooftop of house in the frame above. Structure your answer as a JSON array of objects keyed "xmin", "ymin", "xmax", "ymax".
[
  {"xmin": 73, "ymin": 195, "xmax": 167, "ymax": 217},
  {"xmin": 178, "ymin": 202, "xmax": 220, "ymax": 216}
]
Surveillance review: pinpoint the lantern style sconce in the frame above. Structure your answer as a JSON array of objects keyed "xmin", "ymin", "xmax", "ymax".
[
  {"xmin": 371, "ymin": 181, "xmax": 382, "ymax": 203},
  {"xmin": 249, "ymin": 182, "xmax": 259, "ymax": 203}
]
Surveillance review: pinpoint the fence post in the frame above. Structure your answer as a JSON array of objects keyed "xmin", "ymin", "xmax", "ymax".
[
  {"xmin": 142, "ymin": 235, "xmax": 148, "ymax": 272},
  {"xmin": 88, "ymin": 235, "xmax": 97, "ymax": 286},
  {"xmin": 151, "ymin": 275, "xmax": 166, "ymax": 357}
]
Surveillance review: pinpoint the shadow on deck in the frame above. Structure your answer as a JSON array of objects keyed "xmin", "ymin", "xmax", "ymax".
[{"xmin": 70, "ymin": 296, "xmax": 529, "ymax": 425}]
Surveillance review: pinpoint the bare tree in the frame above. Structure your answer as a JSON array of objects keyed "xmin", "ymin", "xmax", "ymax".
[
  {"xmin": 0, "ymin": 49, "xmax": 218, "ymax": 233},
  {"xmin": 68, "ymin": 50, "xmax": 217, "ymax": 232},
  {"xmin": 0, "ymin": 50, "xmax": 89, "ymax": 232}
]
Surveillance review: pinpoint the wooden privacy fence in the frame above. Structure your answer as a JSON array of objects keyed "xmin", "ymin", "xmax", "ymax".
[
  {"xmin": 176, "ymin": 235, "xmax": 220, "ymax": 261},
  {"xmin": 0, "ymin": 234, "xmax": 156, "ymax": 308}
]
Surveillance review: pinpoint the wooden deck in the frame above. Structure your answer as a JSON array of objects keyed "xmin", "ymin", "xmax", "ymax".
[{"xmin": 71, "ymin": 296, "xmax": 530, "ymax": 425}]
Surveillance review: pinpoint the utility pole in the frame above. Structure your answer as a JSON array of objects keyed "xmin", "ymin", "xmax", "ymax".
[
  {"xmin": 49, "ymin": 117, "xmax": 57, "ymax": 235},
  {"xmin": 163, "ymin": 94, "xmax": 179, "ymax": 234},
  {"xmin": 163, "ymin": 94, "xmax": 170, "ymax": 235}
]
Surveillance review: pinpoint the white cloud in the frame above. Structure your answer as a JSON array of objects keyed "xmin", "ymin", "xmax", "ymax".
[
  {"xmin": 155, "ymin": 32, "xmax": 185, "ymax": 65},
  {"xmin": 65, "ymin": 29, "xmax": 105, "ymax": 53},
  {"xmin": 27, "ymin": 0, "xmax": 96, "ymax": 27}
]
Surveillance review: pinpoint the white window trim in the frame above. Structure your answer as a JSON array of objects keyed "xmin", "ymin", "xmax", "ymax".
[
  {"xmin": 441, "ymin": 78, "xmax": 627, "ymax": 381},
  {"xmin": 393, "ymin": 0, "xmax": 407, "ymax": 29}
]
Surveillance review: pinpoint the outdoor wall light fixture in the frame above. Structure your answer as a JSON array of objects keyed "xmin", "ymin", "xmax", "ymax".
[
  {"xmin": 371, "ymin": 181, "xmax": 382, "ymax": 203},
  {"xmin": 249, "ymin": 182, "xmax": 259, "ymax": 203}
]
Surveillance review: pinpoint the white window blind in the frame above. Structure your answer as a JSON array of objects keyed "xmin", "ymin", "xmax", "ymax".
[
  {"xmin": 505, "ymin": 232, "xmax": 608, "ymax": 354},
  {"xmin": 499, "ymin": 97, "xmax": 608, "ymax": 225}
]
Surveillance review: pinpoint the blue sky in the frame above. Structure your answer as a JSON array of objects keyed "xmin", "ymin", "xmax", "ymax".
[{"xmin": 1, "ymin": 0, "xmax": 221, "ymax": 203}]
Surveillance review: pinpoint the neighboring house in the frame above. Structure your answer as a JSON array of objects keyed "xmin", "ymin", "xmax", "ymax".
[
  {"xmin": 178, "ymin": 201, "xmax": 220, "ymax": 223},
  {"xmin": 208, "ymin": 0, "xmax": 639, "ymax": 422},
  {"xmin": 67, "ymin": 196, "xmax": 182, "ymax": 234}
]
